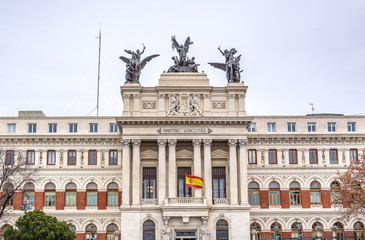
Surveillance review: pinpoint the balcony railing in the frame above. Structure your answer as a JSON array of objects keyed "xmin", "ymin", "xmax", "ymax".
[
  {"xmin": 141, "ymin": 198, "xmax": 157, "ymax": 206},
  {"xmin": 165, "ymin": 197, "xmax": 206, "ymax": 206},
  {"xmin": 213, "ymin": 198, "xmax": 229, "ymax": 205}
]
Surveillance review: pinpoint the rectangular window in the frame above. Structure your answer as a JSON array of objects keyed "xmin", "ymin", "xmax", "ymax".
[
  {"xmin": 69, "ymin": 123, "xmax": 78, "ymax": 133},
  {"xmin": 267, "ymin": 123, "xmax": 276, "ymax": 132},
  {"xmin": 44, "ymin": 192, "xmax": 56, "ymax": 206},
  {"xmin": 88, "ymin": 150, "xmax": 97, "ymax": 165},
  {"xmin": 109, "ymin": 150, "xmax": 118, "ymax": 165},
  {"xmin": 290, "ymin": 191, "xmax": 301, "ymax": 205},
  {"xmin": 143, "ymin": 167, "xmax": 157, "ymax": 199},
  {"xmin": 28, "ymin": 123, "xmax": 37, "ymax": 133},
  {"xmin": 248, "ymin": 150, "xmax": 257, "ymax": 164},
  {"xmin": 310, "ymin": 191, "xmax": 321, "ymax": 205},
  {"xmin": 212, "ymin": 167, "xmax": 226, "ymax": 199},
  {"xmin": 328, "ymin": 122, "xmax": 336, "ymax": 132},
  {"xmin": 89, "ymin": 123, "xmax": 98, "ymax": 133},
  {"xmin": 7, "ymin": 124, "xmax": 16, "ymax": 133},
  {"xmin": 177, "ymin": 167, "xmax": 191, "ymax": 197},
  {"xmin": 5, "ymin": 150, "xmax": 14, "ymax": 165},
  {"xmin": 110, "ymin": 123, "xmax": 118, "ymax": 133},
  {"xmin": 330, "ymin": 149, "xmax": 338, "ymax": 164},
  {"xmin": 47, "ymin": 150, "xmax": 56, "ymax": 165},
  {"xmin": 65, "ymin": 192, "xmax": 77, "ymax": 206},
  {"xmin": 307, "ymin": 122, "xmax": 316, "ymax": 132},
  {"xmin": 248, "ymin": 123, "xmax": 256, "ymax": 132},
  {"xmin": 288, "ymin": 123, "xmax": 296, "ymax": 132},
  {"xmin": 26, "ymin": 150, "xmax": 35, "ymax": 165},
  {"xmin": 108, "ymin": 192, "xmax": 119, "ymax": 206},
  {"xmin": 248, "ymin": 191, "xmax": 260, "ymax": 205},
  {"xmin": 68, "ymin": 150, "xmax": 76, "ymax": 165},
  {"xmin": 48, "ymin": 123, "xmax": 57, "ymax": 133},
  {"xmin": 24, "ymin": 192, "xmax": 34, "ymax": 206},
  {"xmin": 269, "ymin": 191, "xmax": 280, "ymax": 205},
  {"xmin": 289, "ymin": 149, "xmax": 298, "ymax": 164},
  {"xmin": 309, "ymin": 149, "xmax": 318, "ymax": 164},
  {"xmin": 350, "ymin": 149, "xmax": 358, "ymax": 163},
  {"xmin": 86, "ymin": 192, "xmax": 97, "ymax": 206},
  {"xmin": 269, "ymin": 149, "xmax": 277, "ymax": 164},
  {"xmin": 348, "ymin": 122, "xmax": 356, "ymax": 132}
]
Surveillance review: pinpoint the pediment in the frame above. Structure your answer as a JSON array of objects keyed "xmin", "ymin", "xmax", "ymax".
[
  {"xmin": 176, "ymin": 149, "xmax": 193, "ymax": 159},
  {"xmin": 140, "ymin": 149, "xmax": 158, "ymax": 159},
  {"xmin": 211, "ymin": 149, "xmax": 228, "ymax": 159}
]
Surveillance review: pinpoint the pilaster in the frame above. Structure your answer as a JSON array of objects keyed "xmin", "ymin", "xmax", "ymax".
[
  {"xmin": 193, "ymin": 139, "xmax": 202, "ymax": 197},
  {"xmin": 122, "ymin": 139, "xmax": 130, "ymax": 206},
  {"xmin": 229, "ymin": 139, "xmax": 238, "ymax": 205},
  {"xmin": 158, "ymin": 139, "xmax": 167, "ymax": 205},
  {"xmin": 168, "ymin": 139, "xmax": 177, "ymax": 198},
  {"xmin": 132, "ymin": 139, "xmax": 141, "ymax": 206}
]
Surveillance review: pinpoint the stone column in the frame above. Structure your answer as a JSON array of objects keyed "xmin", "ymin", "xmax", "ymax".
[
  {"xmin": 168, "ymin": 139, "xmax": 177, "ymax": 198},
  {"xmin": 132, "ymin": 139, "xmax": 141, "ymax": 206},
  {"xmin": 238, "ymin": 138, "xmax": 248, "ymax": 206},
  {"xmin": 193, "ymin": 139, "xmax": 202, "ymax": 197},
  {"xmin": 229, "ymin": 139, "xmax": 238, "ymax": 205},
  {"xmin": 203, "ymin": 139, "xmax": 213, "ymax": 205},
  {"xmin": 158, "ymin": 139, "xmax": 167, "ymax": 205},
  {"xmin": 122, "ymin": 139, "xmax": 130, "ymax": 206}
]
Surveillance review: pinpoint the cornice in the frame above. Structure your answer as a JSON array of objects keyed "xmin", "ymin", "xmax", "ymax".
[{"xmin": 0, "ymin": 136, "xmax": 122, "ymax": 146}]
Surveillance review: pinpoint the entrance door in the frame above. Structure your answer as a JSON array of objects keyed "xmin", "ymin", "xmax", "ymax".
[{"xmin": 175, "ymin": 230, "xmax": 197, "ymax": 240}]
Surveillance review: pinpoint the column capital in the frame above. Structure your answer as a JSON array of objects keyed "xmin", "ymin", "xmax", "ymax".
[
  {"xmin": 228, "ymin": 139, "xmax": 238, "ymax": 147},
  {"xmin": 132, "ymin": 139, "xmax": 141, "ymax": 146},
  {"xmin": 158, "ymin": 139, "xmax": 167, "ymax": 146},
  {"xmin": 122, "ymin": 139, "xmax": 130, "ymax": 146},
  {"xmin": 168, "ymin": 139, "xmax": 177, "ymax": 146},
  {"xmin": 192, "ymin": 139, "xmax": 202, "ymax": 146},
  {"xmin": 122, "ymin": 94, "xmax": 131, "ymax": 99},
  {"xmin": 238, "ymin": 138, "xmax": 248, "ymax": 147},
  {"xmin": 203, "ymin": 139, "xmax": 212, "ymax": 146}
]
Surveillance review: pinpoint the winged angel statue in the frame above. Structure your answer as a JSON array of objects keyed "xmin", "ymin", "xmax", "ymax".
[
  {"xmin": 167, "ymin": 36, "xmax": 199, "ymax": 72},
  {"xmin": 208, "ymin": 46, "xmax": 243, "ymax": 83},
  {"xmin": 119, "ymin": 44, "xmax": 159, "ymax": 83}
]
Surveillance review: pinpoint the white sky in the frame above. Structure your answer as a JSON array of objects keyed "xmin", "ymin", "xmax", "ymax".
[{"xmin": 0, "ymin": 0, "xmax": 364, "ymax": 117}]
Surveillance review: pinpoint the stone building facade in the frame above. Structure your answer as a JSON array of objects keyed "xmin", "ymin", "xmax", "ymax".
[{"xmin": 0, "ymin": 72, "xmax": 364, "ymax": 240}]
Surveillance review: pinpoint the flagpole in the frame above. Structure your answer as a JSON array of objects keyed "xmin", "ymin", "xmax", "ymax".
[{"xmin": 96, "ymin": 29, "xmax": 101, "ymax": 117}]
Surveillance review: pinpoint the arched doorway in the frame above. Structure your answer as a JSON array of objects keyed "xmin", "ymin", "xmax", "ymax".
[
  {"xmin": 250, "ymin": 222, "xmax": 261, "ymax": 240},
  {"xmin": 106, "ymin": 224, "xmax": 118, "ymax": 240},
  {"xmin": 143, "ymin": 220, "xmax": 155, "ymax": 240},
  {"xmin": 270, "ymin": 222, "xmax": 282, "ymax": 239},
  {"xmin": 85, "ymin": 224, "xmax": 97, "ymax": 240},
  {"xmin": 216, "ymin": 219, "xmax": 229, "ymax": 240},
  {"xmin": 333, "ymin": 222, "xmax": 344, "ymax": 240},
  {"xmin": 354, "ymin": 222, "xmax": 364, "ymax": 240}
]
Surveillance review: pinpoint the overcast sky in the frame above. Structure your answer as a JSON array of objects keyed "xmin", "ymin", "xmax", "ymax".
[{"xmin": 0, "ymin": 0, "xmax": 364, "ymax": 117}]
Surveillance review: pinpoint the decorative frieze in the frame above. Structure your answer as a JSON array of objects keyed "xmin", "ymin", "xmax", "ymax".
[
  {"xmin": 212, "ymin": 102, "xmax": 226, "ymax": 109},
  {"xmin": 142, "ymin": 102, "xmax": 156, "ymax": 109}
]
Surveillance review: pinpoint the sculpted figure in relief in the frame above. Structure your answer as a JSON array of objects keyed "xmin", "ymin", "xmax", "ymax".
[
  {"xmin": 167, "ymin": 94, "xmax": 202, "ymax": 117},
  {"xmin": 167, "ymin": 95, "xmax": 182, "ymax": 116},
  {"xmin": 188, "ymin": 95, "xmax": 202, "ymax": 116},
  {"xmin": 161, "ymin": 217, "xmax": 172, "ymax": 240},
  {"xmin": 199, "ymin": 217, "xmax": 210, "ymax": 240}
]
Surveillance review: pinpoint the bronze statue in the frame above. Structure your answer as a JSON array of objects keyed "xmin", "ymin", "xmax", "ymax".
[
  {"xmin": 119, "ymin": 44, "xmax": 159, "ymax": 83},
  {"xmin": 208, "ymin": 46, "xmax": 243, "ymax": 83},
  {"xmin": 167, "ymin": 36, "xmax": 199, "ymax": 72}
]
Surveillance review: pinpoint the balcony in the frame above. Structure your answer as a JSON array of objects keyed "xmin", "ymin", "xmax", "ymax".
[
  {"xmin": 141, "ymin": 198, "xmax": 157, "ymax": 206},
  {"xmin": 213, "ymin": 198, "xmax": 229, "ymax": 206},
  {"xmin": 164, "ymin": 197, "xmax": 206, "ymax": 206}
]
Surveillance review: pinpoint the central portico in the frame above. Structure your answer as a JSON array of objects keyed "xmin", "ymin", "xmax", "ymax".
[{"xmin": 117, "ymin": 73, "xmax": 252, "ymax": 240}]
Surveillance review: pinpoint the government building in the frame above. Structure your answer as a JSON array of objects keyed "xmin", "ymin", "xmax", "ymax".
[{"xmin": 0, "ymin": 72, "xmax": 364, "ymax": 240}]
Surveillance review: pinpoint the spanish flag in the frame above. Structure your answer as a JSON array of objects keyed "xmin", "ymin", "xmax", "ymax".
[{"xmin": 186, "ymin": 174, "xmax": 203, "ymax": 188}]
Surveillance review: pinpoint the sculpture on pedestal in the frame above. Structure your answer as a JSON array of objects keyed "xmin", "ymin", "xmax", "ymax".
[
  {"xmin": 167, "ymin": 36, "xmax": 199, "ymax": 72},
  {"xmin": 119, "ymin": 44, "xmax": 159, "ymax": 83},
  {"xmin": 199, "ymin": 217, "xmax": 210, "ymax": 240},
  {"xmin": 208, "ymin": 46, "xmax": 243, "ymax": 83},
  {"xmin": 161, "ymin": 217, "xmax": 172, "ymax": 240}
]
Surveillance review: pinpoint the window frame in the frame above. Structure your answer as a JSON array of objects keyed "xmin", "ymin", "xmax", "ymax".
[
  {"xmin": 44, "ymin": 183, "xmax": 56, "ymax": 206},
  {"xmin": 310, "ymin": 181, "xmax": 322, "ymax": 205},
  {"xmin": 69, "ymin": 123, "xmax": 78, "ymax": 133},
  {"xmin": 7, "ymin": 124, "xmax": 16, "ymax": 133},
  {"xmin": 248, "ymin": 149, "xmax": 257, "ymax": 164},
  {"xmin": 269, "ymin": 149, "xmax": 277, "ymax": 164},
  {"xmin": 269, "ymin": 182, "xmax": 280, "ymax": 206},
  {"xmin": 143, "ymin": 220, "xmax": 156, "ymax": 240},
  {"xmin": 5, "ymin": 150, "xmax": 14, "ymax": 165},
  {"xmin": 287, "ymin": 122, "xmax": 296, "ymax": 132},
  {"xmin": 143, "ymin": 168, "xmax": 157, "ymax": 199},
  {"xmin": 267, "ymin": 122, "xmax": 276, "ymax": 132},
  {"xmin": 88, "ymin": 150, "xmax": 97, "ymax": 165},
  {"xmin": 248, "ymin": 123, "xmax": 256, "ymax": 132},
  {"xmin": 107, "ymin": 183, "xmax": 119, "ymax": 206},
  {"xmin": 212, "ymin": 167, "xmax": 226, "ymax": 199},
  {"xmin": 328, "ymin": 122, "xmax": 336, "ymax": 132},
  {"xmin": 309, "ymin": 149, "xmax": 318, "ymax": 164},
  {"xmin": 289, "ymin": 181, "xmax": 301, "ymax": 206},
  {"xmin": 68, "ymin": 150, "xmax": 76, "ymax": 165},
  {"xmin": 28, "ymin": 123, "xmax": 37, "ymax": 133},
  {"xmin": 248, "ymin": 182, "xmax": 260, "ymax": 205},
  {"xmin": 109, "ymin": 150, "xmax": 118, "ymax": 165},
  {"xmin": 109, "ymin": 123, "xmax": 118, "ymax": 133},
  {"xmin": 289, "ymin": 149, "xmax": 298, "ymax": 164},
  {"xmin": 350, "ymin": 149, "xmax": 358, "ymax": 163},
  {"xmin": 307, "ymin": 122, "xmax": 316, "ymax": 132},
  {"xmin": 65, "ymin": 183, "xmax": 77, "ymax": 206},
  {"xmin": 330, "ymin": 149, "xmax": 338, "ymax": 164},
  {"xmin": 48, "ymin": 123, "xmax": 57, "ymax": 133},
  {"xmin": 348, "ymin": 122, "xmax": 356, "ymax": 132},
  {"xmin": 86, "ymin": 183, "xmax": 98, "ymax": 206},
  {"xmin": 89, "ymin": 123, "xmax": 98, "ymax": 133},
  {"xmin": 177, "ymin": 167, "xmax": 191, "ymax": 197},
  {"xmin": 47, "ymin": 150, "xmax": 56, "ymax": 165}
]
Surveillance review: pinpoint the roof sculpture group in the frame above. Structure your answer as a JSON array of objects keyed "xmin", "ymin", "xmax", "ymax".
[{"xmin": 119, "ymin": 36, "xmax": 243, "ymax": 84}]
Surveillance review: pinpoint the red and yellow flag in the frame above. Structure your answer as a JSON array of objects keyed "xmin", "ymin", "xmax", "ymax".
[{"xmin": 186, "ymin": 174, "xmax": 203, "ymax": 188}]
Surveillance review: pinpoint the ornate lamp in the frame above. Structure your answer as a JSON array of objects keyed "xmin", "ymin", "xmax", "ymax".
[{"xmin": 90, "ymin": 225, "xmax": 96, "ymax": 240}]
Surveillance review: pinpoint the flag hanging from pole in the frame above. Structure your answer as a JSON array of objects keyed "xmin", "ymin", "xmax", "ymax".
[{"xmin": 186, "ymin": 174, "xmax": 203, "ymax": 188}]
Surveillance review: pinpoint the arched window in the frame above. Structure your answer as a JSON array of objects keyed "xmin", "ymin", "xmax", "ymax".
[
  {"xmin": 331, "ymin": 181, "xmax": 341, "ymax": 203},
  {"xmin": 106, "ymin": 224, "xmax": 118, "ymax": 240},
  {"xmin": 65, "ymin": 183, "xmax": 77, "ymax": 206},
  {"xmin": 291, "ymin": 222, "xmax": 301, "ymax": 238},
  {"xmin": 107, "ymin": 183, "xmax": 119, "ymax": 206},
  {"xmin": 216, "ymin": 220, "xmax": 229, "ymax": 240},
  {"xmin": 68, "ymin": 224, "xmax": 76, "ymax": 240},
  {"xmin": 0, "ymin": 224, "xmax": 10, "ymax": 239},
  {"xmin": 248, "ymin": 182, "xmax": 260, "ymax": 205},
  {"xmin": 310, "ymin": 181, "xmax": 321, "ymax": 205},
  {"xmin": 250, "ymin": 222, "xmax": 261, "ymax": 240},
  {"xmin": 312, "ymin": 222, "xmax": 323, "ymax": 239},
  {"xmin": 269, "ymin": 181, "xmax": 280, "ymax": 205},
  {"xmin": 143, "ymin": 220, "xmax": 155, "ymax": 240},
  {"xmin": 289, "ymin": 181, "xmax": 301, "ymax": 205},
  {"xmin": 354, "ymin": 222, "xmax": 364, "ymax": 240},
  {"xmin": 23, "ymin": 182, "xmax": 35, "ymax": 206},
  {"xmin": 44, "ymin": 183, "xmax": 56, "ymax": 206},
  {"xmin": 86, "ymin": 183, "xmax": 98, "ymax": 206},
  {"xmin": 85, "ymin": 224, "xmax": 97, "ymax": 240},
  {"xmin": 333, "ymin": 222, "xmax": 344, "ymax": 240},
  {"xmin": 3, "ymin": 183, "xmax": 14, "ymax": 207},
  {"xmin": 270, "ymin": 222, "xmax": 282, "ymax": 239}
]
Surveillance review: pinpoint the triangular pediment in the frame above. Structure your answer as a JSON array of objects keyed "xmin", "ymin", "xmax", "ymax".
[
  {"xmin": 176, "ymin": 149, "xmax": 193, "ymax": 159},
  {"xmin": 211, "ymin": 149, "xmax": 228, "ymax": 159},
  {"xmin": 140, "ymin": 149, "xmax": 158, "ymax": 159}
]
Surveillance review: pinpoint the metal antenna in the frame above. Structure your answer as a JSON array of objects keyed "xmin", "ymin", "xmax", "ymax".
[
  {"xmin": 96, "ymin": 27, "xmax": 102, "ymax": 117},
  {"xmin": 309, "ymin": 103, "xmax": 315, "ymax": 114}
]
